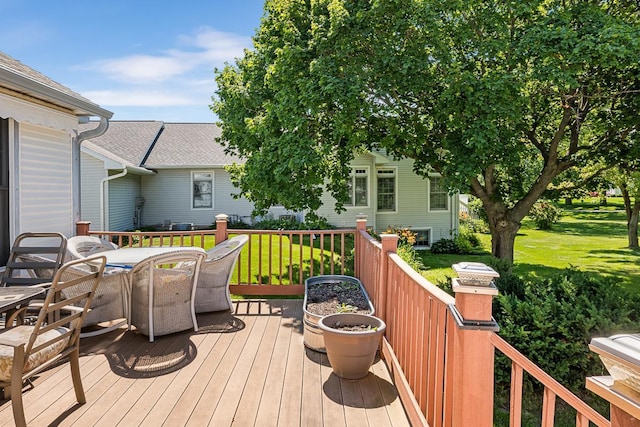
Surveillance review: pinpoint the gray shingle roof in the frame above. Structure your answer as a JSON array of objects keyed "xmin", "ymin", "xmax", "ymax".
[
  {"xmin": 80, "ymin": 121, "xmax": 164, "ymax": 167},
  {"xmin": 81, "ymin": 121, "xmax": 244, "ymax": 169},
  {"xmin": 144, "ymin": 122, "xmax": 244, "ymax": 168},
  {"xmin": 0, "ymin": 51, "xmax": 112, "ymax": 118}
]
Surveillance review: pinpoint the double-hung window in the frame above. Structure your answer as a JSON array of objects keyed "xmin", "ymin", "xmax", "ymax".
[
  {"xmin": 429, "ymin": 176, "xmax": 449, "ymax": 211},
  {"xmin": 346, "ymin": 168, "xmax": 368, "ymax": 207},
  {"xmin": 377, "ymin": 169, "xmax": 396, "ymax": 212},
  {"xmin": 192, "ymin": 172, "xmax": 213, "ymax": 209}
]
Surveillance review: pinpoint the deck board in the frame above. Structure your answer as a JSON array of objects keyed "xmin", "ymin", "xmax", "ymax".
[{"xmin": 0, "ymin": 299, "xmax": 410, "ymax": 426}]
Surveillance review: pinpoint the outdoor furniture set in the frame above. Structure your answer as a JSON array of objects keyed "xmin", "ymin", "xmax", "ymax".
[{"xmin": 1, "ymin": 233, "xmax": 249, "ymax": 341}]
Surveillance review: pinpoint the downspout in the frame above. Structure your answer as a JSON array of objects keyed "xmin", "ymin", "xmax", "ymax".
[
  {"xmin": 73, "ymin": 117, "xmax": 109, "ymax": 229},
  {"xmin": 100, "ymin": 168, "xmax": 128, "ymax": 231}
]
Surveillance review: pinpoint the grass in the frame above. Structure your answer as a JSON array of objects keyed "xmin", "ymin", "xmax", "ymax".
[
  {"xmin": 419, "ymin": 197, "xmax": 640, "ymax": 293},
  {"xmin": 137, "ymin": 231, "xmax": 354, "ymax": 288}
]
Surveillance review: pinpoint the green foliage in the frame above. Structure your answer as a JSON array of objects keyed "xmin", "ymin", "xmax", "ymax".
[
  {"xmin": 528, "ymin": 200, "xmax": 563, "ymax": 230},
  {"xmin": 494, "ymin": 268, "xmax": 640, "ymax": 394},
  {"xmin": 213, "ymin": 0, "xmax": 640, "ymax": 261},
  {"xmin": 396, "ymin": 243, "xmax": 425, "ymax": 272},
  {"xmin": 429, "ymin": 238, "xmax": 459, "ymax": 254},
  {"xmin": 382, "ymin": 225, "xmax": 417, "ymax": 246},
  {"xmin": 430, "ymin": 226, "xmax": 483, "ymax": 255}
]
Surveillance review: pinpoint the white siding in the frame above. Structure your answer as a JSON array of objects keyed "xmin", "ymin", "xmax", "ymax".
[
  {"xmin": 80, "ymin": 152, "xmax": 106, "ymax": 230},
  {"xmin": 315, "ymin": 156, "xmax": 376, "ymax": 228},
  {"xmin": 314, "ymin": 155, "xmax": 458, "ymax": 241},
  {"xmin": 17, "ymin": 123, "xmax": 73, "ymax": 236},
  {"xmin": 141, "ymin": 168, "xmax": 255, "ymax": 228},
  {"xmin": 108, "ymin": 173, "xmax": 141, "ymax": 231}
]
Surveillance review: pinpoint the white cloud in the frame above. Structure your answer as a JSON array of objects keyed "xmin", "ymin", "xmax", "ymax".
[
  {"xmin": 83, "ymin": 90, "xmax": 196, "ymax": 106},
  {"xmin": 84, "ymin": 27, "xmax": 250, "ymax": 84}
]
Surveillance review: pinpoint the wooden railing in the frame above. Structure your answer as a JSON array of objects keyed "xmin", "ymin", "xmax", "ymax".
[
  {"xmin": 353, "ymin": 219, "xmax": 614, "ymax": 427},
  {"xmin": 84, "ymin": 224, "xmax": 355, "ymax": 296},
  {"xmin": 78, "ymin": 216, "xmax": 630, "ymax": 425}
]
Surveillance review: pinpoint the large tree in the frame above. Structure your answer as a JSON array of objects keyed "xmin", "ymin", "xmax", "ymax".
[{"xmin": 213, "ymin": 0, "xmax": 640, "ymax": 262}]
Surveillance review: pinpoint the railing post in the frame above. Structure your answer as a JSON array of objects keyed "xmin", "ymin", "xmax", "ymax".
[
  {"xmin": 76, "ymin": 221, "xmax": 91, "ymax": 236},
  {"xmin": 355, "ymin": 214, "xmax": 367, "ymax": 279},
  {"xmin": 215, "ymin": 214, "xmax": 229, "ymax": 244},
  {"xmin": 450, "ymin": 276, "xmax": 499, "ymax": 427},
  {"xmin": 586, "ymin": 376, "xmax": 640, "ymax": 427},
  {"xmin": 378, "ymin": 234, "xmax": 398, "ymax": 324}
]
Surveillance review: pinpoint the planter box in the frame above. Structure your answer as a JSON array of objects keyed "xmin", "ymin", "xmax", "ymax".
[{"xmin": 303, "ymin": 275, "xmax": 374, "ymax": 353}]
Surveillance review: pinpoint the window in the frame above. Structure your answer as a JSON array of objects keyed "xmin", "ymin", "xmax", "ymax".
[
  {"xmin": 192, "ymin": 172, "xmax": 213, "ymax": 209},
  {"xmin": 429, "ymin": 176, "xmax": 449, "ymax": 211},
  {"xmin": 413, "ymin": 229, "xmax": 431, "ymax": 248},
  {"xmin": 377, "ymin": 169, "xmax": 396, "ymax": 212},
  {"xmin": 346, "ymin": 168, "xmax": 368, "ymax": 207}
]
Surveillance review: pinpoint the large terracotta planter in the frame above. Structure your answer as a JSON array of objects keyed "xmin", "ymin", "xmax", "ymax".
[
  {"xmin": 318, "ymin": 313, "xmax": 386, "ymax": 379},
  {"xmin": 303, "ymin": 275, "xmax": 374, "ymax": 353}
]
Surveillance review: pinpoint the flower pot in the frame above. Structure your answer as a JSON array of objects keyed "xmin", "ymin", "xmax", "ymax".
[
  {"xmin": 303, "ymin": 275, "xmax": 374, "ymax": 353},
  {"xmin": 318, "ymin": 313, "xmax": 386, "ymax": 379}
]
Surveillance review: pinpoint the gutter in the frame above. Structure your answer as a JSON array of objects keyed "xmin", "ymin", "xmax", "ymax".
[
  {"xmin": 0, "ymin": 68, "xmax": 113, "ymax": 118},
  {"xmin": 100, "ymin": 168, "xmax": 128, "ymax": 231},
  {"xmin": 73, "ymin": 117, "xmax": 110, "ymax": 229}
]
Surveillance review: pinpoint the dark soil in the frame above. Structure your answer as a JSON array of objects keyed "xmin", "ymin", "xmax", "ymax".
[
  {"xmin": 305, "ymin": 281, "xmax": 371, "ymax": 316},
  {"xmin": 329, "ymin": 323, "xmax": 378, "ymax": 332}
]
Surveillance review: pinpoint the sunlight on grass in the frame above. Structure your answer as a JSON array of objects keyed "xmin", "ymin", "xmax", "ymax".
[{"xmin": 420, "ymin": 200, "xmax": 640, "ymax": 292}]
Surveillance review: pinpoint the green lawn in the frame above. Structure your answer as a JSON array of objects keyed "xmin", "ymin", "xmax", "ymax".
[{"xmin": 420, "ymin": 197, "xmax": 640, "ymax": 292}]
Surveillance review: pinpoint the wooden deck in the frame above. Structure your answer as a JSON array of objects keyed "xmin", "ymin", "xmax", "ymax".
[{"xmin": 0, "ymin": 299, "xmax": 410, "ymax": 426}]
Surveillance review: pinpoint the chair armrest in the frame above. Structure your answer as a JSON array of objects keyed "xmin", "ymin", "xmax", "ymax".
[{"xmin": 0, "ymin": 335, "xmax": 26, "ymax": 348}]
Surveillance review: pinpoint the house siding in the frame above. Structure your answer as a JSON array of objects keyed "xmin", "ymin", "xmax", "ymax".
[
  {"xmin": 315, "ymin": 155, "xmax": 376, "ymax": 228},
  {"xmin": 80, "ymin": 152, "xmax": 106, "ymax": 230},
  {"xmin": 108, "ymin": 173, "xmax": 141, "ymax": 231},
  {"xmin": 314, "ymin": 155, "xmax": 458, "ymax": 242},
  {"xmin": 17, "ymin": 123, "xmax": 73, "ymax": 236},
  {"xmin": 141, "ymin": 169, "xmax": 255, "ymax": 228}
]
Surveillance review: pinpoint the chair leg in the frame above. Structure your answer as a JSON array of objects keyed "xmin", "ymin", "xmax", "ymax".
[
  {"xmin": 11, "ymin": 345, "xmax": 26, "ymax": 427},
  {"xmin": 69, "ymin": 348, "xmax": 86, "ymax": 404}
]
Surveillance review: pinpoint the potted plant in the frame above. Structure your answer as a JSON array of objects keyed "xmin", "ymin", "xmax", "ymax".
[
  {"xmin": 318, "ymin": 312, "xmax": 386, "ymax": 379},
  {"xmin": 303, "ymin": 275, "xmax": 374, "ymax": 352}
]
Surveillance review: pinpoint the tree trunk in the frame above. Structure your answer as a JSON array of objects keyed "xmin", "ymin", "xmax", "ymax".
[
  {"xmin": 629, "ymin": 201, "xmax": 640, "ymax": 249},
  {"xmin": 487, "ymin": 216, "xmax": 521, "ymax": 264},
  {"xmin": 564, "ymin": 197, "xmax": 573, "ymax": 205}
]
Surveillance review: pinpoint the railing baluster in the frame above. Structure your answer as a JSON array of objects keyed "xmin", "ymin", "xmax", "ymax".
[
  {"xmin": 542, "ymin": 387, "xmax": 557, "ymax": 426},
  {"xmin": 510, "ymin": 363, "xmax": 524, "ymax": 427}
]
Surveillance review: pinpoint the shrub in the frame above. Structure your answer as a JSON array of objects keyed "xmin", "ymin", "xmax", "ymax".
[
  {"xmin": 493, "ymin": 268, "xmax": 640, "ymax": 394},
  {"xmin": 430, "ymin": 238, "xmax": 459, "ymax": 254},
  {"xmin": 383, "ymin": 225, "xmax": 417, "ymax": 246},
  {"xmin": 396, "ymin": 243, "xmax": 425, "ymax": 272},
  {"xmin": 529, "ymin": 200, "xmax": 563, "ymax": 230}
]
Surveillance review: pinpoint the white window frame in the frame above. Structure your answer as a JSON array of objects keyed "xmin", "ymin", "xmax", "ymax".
[
  {"xmin": 412, "ymin": 228, "xmax": 432, "ymax": 249},
  {"xmin": 428, "ymin": 175, "xmax": 449, "ymax": 212},
  {"xmin": 345, "ymin": 167, "xmax": 369, "ymax": 208},
  {"xmin": 191, "ymin": 171, "xmax": 214, "ymax": 210},
  {"xmin": 376, "ymin": 167, "xmax": 397, "ymax": 213}
]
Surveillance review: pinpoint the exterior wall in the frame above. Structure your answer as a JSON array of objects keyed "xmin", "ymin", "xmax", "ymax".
[
  {"xmin": 16, "ymin": 123, "xmax": 74, "ymax": 236},
  {"xmin": 80, "ymin": 152, "xmax": 106, "ymax": 230},
  {"xmin": 314, "ymin": 154, "xmax": 458, "ymax": 243},
  {"xmin": 140, "ymin": 168, "xmax": 255, "ymax": 228},
  {"xmin": 315, "ymin": 155, "xmax": 376, "ymax": 228},
  {"xmin": 108, "ymin": 173, "xmax": 141, "ymax": 231}
]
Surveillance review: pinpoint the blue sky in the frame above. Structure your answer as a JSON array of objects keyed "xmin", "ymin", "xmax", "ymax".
[{"xmin": 1, "ymin": 0, "xmax": 266, "ymax": 122}]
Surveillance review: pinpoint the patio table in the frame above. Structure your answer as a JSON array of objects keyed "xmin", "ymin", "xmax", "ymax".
[
  {"xmin": 96, "ymin": 246, "xmax": 206, "ymax": 333},
  {"xmin": 0, "ymin": 286, "xmax": 46, "ymax": 327},
  {"xmin": 98, "ymin": 246, "xmax": 205, "ymax": 268}
]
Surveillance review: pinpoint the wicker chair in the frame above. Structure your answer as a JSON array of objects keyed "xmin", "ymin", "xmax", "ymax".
[
  {"xmin": 66, "ymin": 236, "xmax": 118, "ymax": 261},
  {"xmin": 128, "ymin": 250, "xmax": 206, "ymax": 342},
  {"xmin": 64, "ymin": 236, "xmax": 127, "ymax": 336},
  {"xmin": 0, "ymin": 255, "xmax": 105, "ymax": 427},
  {"xmin": 195, "ymin": 234, "xmax": 249, "ymax": 314}
]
